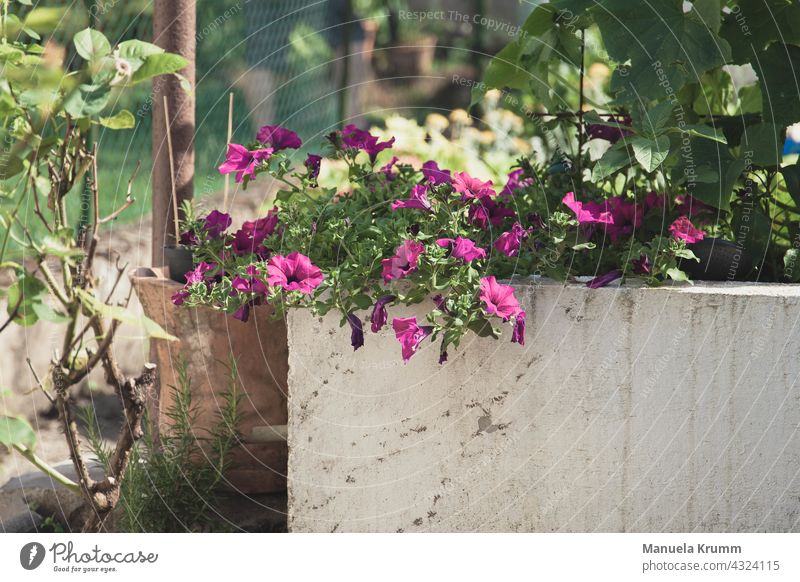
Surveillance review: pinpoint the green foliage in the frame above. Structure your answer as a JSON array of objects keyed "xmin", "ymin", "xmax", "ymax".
[
  {"xmin": 83, "ymin": 356, "xmax": 244, "ymax": 533},
  {"xmin": 0, "ymin": 415, "xmax": 37, "ymax": 450}
]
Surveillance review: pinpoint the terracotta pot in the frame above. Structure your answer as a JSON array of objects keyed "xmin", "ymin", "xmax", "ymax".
[{"xmin": 130, "ymin": 267, "xmax": 288, "ymax": 493}]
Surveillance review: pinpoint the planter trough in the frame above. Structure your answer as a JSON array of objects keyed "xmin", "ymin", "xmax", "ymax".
[
  {"xmin": 286, "ymin": 279, "xmax": 800, "ymax": 532},
  {"xmin": 130, "ymin": 268, "xmax": 288, "ymax": 494}
]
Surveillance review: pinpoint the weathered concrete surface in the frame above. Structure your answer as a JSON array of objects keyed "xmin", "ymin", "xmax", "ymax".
[{"xmin": 287, "ymin": 280, "xmax": 800, "ymax": 532}]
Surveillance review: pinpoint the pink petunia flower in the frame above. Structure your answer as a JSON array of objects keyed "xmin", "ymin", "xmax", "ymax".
[
  {"xmin": 380, "ymin": 156, "xmax": 399, "ymax": 180},
  {"xmin": 392, "ymin": 316, "xmax": 433, "ymax": 363},
  {"xmin": 171, "ymin": 289, "xmax": 190, "ymax": 306},
  {"xmin": 500, "ymin": 168, "xmax": 533, "ymax": 197},
  {"xmin": 267, "ymin": 252, "xmax": 324, "ymax": 294},
  {"xmin": 391, "ymin": 184, "xmax": 432, "ymax": 212},
  {"xmin": 669, "ymin": 216, "xmax": 705, "ymax": 244},
  {"xmin": 562, "ymin": 192, "xmax": 614, "ymax": 224},
  {"xmin": 468, "ymin": 198, "xmax": 516, "ymax": 230},
  {"xmin": 218, "ymin": 143, "xmax": 273, "ymax": 183},
  {"xmin": 493, "ymin": 223, "xmax": 529, "ymax": 257},
  {"xmin": 452, "ymin": 171, "xmax": 495, "ymax": 199},
  {"xmin": 256, "ymin": 125, "xmax": 302, "ymax": 150},
  {"xmin": 184, "ymin": 261, "xmax": 216, "ymax": 285},
  {"xmin": 381, "ymin": 240, "xmax": 425, "ymax": 283},
  {"xmin": 479, "ymin": 276, "xmax": 521, "ymax": 321},
  {"xmin": 436, "ymin": 237, "xmax": 486, "ymax": 263}
]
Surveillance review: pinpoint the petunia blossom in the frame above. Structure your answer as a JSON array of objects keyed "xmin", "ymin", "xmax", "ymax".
[
  {"xmin": 479, "ymin": 276, "xmax": 522, "ymax": 321},
  {"xmin": 586, "ymin": 269, "xmax": 623, "ymax": 288},
  {"xmin": 370, "ymin": 295, "xmax": 395, "ymax": 333},
  {"xmin": 669, "ymin": 216, "xmax": 705, "ymax": 244},
  {"xmin": 468, "ymin": 198, "xmax": 516, "ymax": 230},
  {"xmin": 452, "ymin": 171, "xmax": 494, "ymax": 199},
  {"xmin": 562, "ymin": 192, "xmax": 614, "ymax": 224},
  {"xmin": 231, "ymin": 209, "xmax": 279, "ymax": 256},
  {"xmin": 500, "ymin": 168, "xmax": 533, "ymax": 197},
  {"xmin": 347, "ymin": 313, "xmax": 364, "ymax": 351},
  {"xmin": 380, "ymin": 156, "xmax": 399, "ymax": 180},
  {"xmin": 381, "ymin": 240, "xmax": 425, "ymax": 283},
  {"xmin": 632, "ymin": 254, "xmax": 651, "ymax": 275},
  {"xmin": 421, "ymin": 160, "xmax": 451, "ymax": 185},
  {"xmin": 218, "ymin": 143, "xmax": 273, "ymax": 183},
  {"xmin": 493, "ymin": 223, "xmax": 529, "ymax": 257},
  {"xmin": 436, "ymin": 237, "xmax": 486, "ymax": 263},
  {"xmin": 171, "ymin": 289, "xmax": 190, "ymax": 306},
  {"xmin": 256, "ymin": 125, "xmax": 302, "ymax": 150},
  {"xmin": 392, "ymin": 316, "xmax": 433, "ymax": 363},
  {"xmin": 184, "ymin": 261, "xmax": 216, "ymax": 285},
  {"xmin": 232, "ymin": 303, "xmax": 251, "ymax": 322},
  {"xmin": 304, "ymin": 154, "xmax": 322, "ymax": 181},
  {"xmin": 341, "ymin": 124, "xmax": 395, "ymax": 162},
  {"xmin": 267, "ymin": 252, "xmax": 324, "ymax": 294},
  {"xmin": 391, "ymin": 184, "xmax": 432, "ymax": 212},
  {"xmin": 202, "ymin": 210, "xmax": 232, "ymax": 238},
  {"xmin": 512, "ymin": 311, "xmax": 526, "ymax": 346},
  {"xmin": 586, "ymin": 114, "xmax": 632, "ymax": 143}
]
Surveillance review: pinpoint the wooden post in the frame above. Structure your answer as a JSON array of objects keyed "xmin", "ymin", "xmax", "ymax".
[{"xmin": 152, "ymin": 0, "xmax": 195, "ymax": 266}]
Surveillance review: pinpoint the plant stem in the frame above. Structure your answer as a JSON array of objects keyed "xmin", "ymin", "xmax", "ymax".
[{"xmin": 13, "ymin": 444, "xmax": 81, "ymax": 494}]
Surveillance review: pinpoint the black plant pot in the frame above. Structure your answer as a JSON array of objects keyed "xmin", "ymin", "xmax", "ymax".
[
  {"xmin": 679, "ymin": 237, "xmax": 752, "ymax": 282},
  {"xmin": 163, "ymin": 245, "xmax": 194, "ymax": 284}
]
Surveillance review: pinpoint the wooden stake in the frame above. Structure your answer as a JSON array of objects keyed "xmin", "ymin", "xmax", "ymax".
[
  {"xmin": 163, "ymin": 95, "xmax": 180, "ymax": 244},
  {"xmin": 224, "ymin": 92, "xmax": 234, "ymax": 210}
]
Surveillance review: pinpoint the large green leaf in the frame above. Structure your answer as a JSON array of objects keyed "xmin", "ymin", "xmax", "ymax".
[
  {"xmin": 671, "ymin": 137, "xmax": 745, "ymax": 210},
  {"xmin": 0, "ymin": 416, "xmax": 36, "ymax": 451},
  {"xmin": 752, "ymin": 43, "xmax": 800, "ymax": 127},
  {"xmin": 596, "ymin": 0, "xmax": 731, "ymax": 101},
  {"xmin": 779, "ymin": 161, "xmax": 800, "ymax": 210},
  {"xmin": 631, "ymin": 135, "xmax": 671, "ymax": 172},
  {"xmin": 99, "ymin": 109, "xmax": 135, "ymax": 130},
  {"xmin": 63, "ymin": 83, "xmax": 111, "ymax": 118},
  {"xmin": 739, "ymin": 122, "xmax": 785, "ymax": 167},
  {"xmin": 6, "ymin": 274, "xmax": 47, "ymax": 327},
  {"xmin": 117, "ymin": 39, "xmax": 164, "ymax": 60},
  {"xmin": 77, "ymin": 290, "xmax": 178, "ymax": 341},
  {"xmin": 591, "ymin": 146, "xmax": 632, "ymax": 181},
  {"xmin": 131, "ymin": 53, "xmax": 188, "ymax": 84},
  {"xmin": 73, "ymin": 28, "xmax": 111, "ymax": 62},
  {"xmin": 720, "ymin": 0, "xmax": 800, "ymax": 64}
]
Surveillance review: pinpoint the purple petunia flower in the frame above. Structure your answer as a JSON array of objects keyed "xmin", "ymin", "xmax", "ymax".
[
  {"xmin": 341, "ymin": 124, "xmax": 395, "ymax": 163},
  {"xmin": 586, "ymin": 270, "xmax": 623, "ymax": 288},
  {"xmin": 381, "ymin": 240, "xmax": 425, "ymax": 283},
  {"xmin": 267, "ymin": 252, "xmax": 324, "ymax": 294},
  {"xmin": 512, "ymin": 311, "xmax": 526, "ymax": 346},
  {"xmin": 493, "ymin": 222, "xmax": 529, "ymax": 257},
  {"xmin": 256, "ymin": 125, "xmax": 302, "ymax": 150},
  {"xmin": 202, "ymin": 210, "xmax": 232, "ymax": 238},
  {"xmin": 436, "ymin": 237, "xmax": 487, "ymax": 263},
  {"xmin": 479, "ymin": 276, "xmax": 522, "ymax": 321},
  {"xmin": 171, "ymin": 289, "xmax": 190, "ymax": 306},
  {"xmin": 347, "ymin": 312, "xmax": 364, "ymax": 351},
  {"xmin": 392, "ymin": 316, "xmax": 433, "ymax": 363},
  {"xmin": 632, "ymin": 254, "xmax": 651, "ymax": 275},
  {"xmin": 304, "ymin": 154, "xmax": 322, "ymax": 181},
  {"xmin": 468, "ymin": 198, "xmax": 516, "ymax": 230},
  {"xmin": 218, "ymin": 143, "xmax": 273, "ymax": 183},
  {"xmin": 500, "ymin": 168, "xmax": 533, "ymax": 197},
  {"xmin": 233, "ymin": 303, "xmax": 251, "ymax": 322},
  {"xmin": 391, "ymin": 184, "xmax": 432, "ymax": 212},
  {"xmin": 370, "ymin": 295, "xmax": 395, "ymax": 333},
  {"xmin": 380, "ymin": 156, "xmax": 399, "ymax": 180},
  {"xmin": 231, "ymin": 209, "xmax": 279, "ymax": 257},
  {"xmin": 422, "ymin": 160, "xmax": 451, "ymax": 185},
  {"xmin": 184, "ymin": 261, "xmax": 216, "ymax": 285}
]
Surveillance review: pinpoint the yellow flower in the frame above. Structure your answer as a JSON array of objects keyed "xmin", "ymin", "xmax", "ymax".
[
  {"xmin": 425, "ymin": 113, "xmax": 449, "ymax": 132},
  {"xmin": 449, "ymin": 109, "xmax": 473, "ymax": 125}
]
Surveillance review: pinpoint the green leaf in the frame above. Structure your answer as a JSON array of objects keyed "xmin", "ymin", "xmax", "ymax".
[
  {"xmin": 73, "ymin": 28, "xmax": 111, "ymax": 62},
  {"xmin": 31, "ymin": 301, "xmax": 69, "ymax": 324},
  {"xmin": 0, "ymin": 416, "xmax": 36, "ymax": 451},
  {"xmin": 720, "ymin": 0, "xmax": 800, "ymax": 64},
  {"xmin": 631, "ymin": 135, "xmax": 671, "ymax": 173},
  {"xmin": 98, "ymin": 109, "xmax": 135, "ymax": 130},
  {"xmin": 77, "ymin": 289, "xmax": 178, "ymax": 341},
  {"xmin": 591, "ymin": 146, "xmax": 631, "ymax": 182},
  {"xmin": 131, "ymin": 53, "xmax": 188, "ymax": 84},
  {"xmin": 116, "ymin": 39, "xmax": 164, "ymax": 60},
  {"xmin": 6, "ymin": 274, "xmax": 47, "ymax": 327},
  {"xmin": 780, "ymin": 161, "xmax": 800, "ymax": 210},
  {"xmin": 677, "ymin": 124, "xmax": 728, "ymax": 144},
  {"xmin": 752, "ymin": 43, "xmax": 800, "ymax": 127},
  {"xmin": 0, "ymin": 154, "xmax": 24, "ymax": 180},
  {"xmin": 739, "ymin": 122, "xmax": 785, "ymax": 167},
  {"xmin": 666, "ymin": 268, "xmax": 690, "ymax": 282},
  {"xmin": 350, "ymin": 294, "xmax": 373, "ymax": 310},
  {"xmin": 598, "ymin": 0, "xmax": 731, "ymax": 101},
  {"xmin": 690, "ymin": 0, "xmax": 722, "ymax": 34},
  {"xmin": 63, "ymin": 83, "xmax": 111, "ymax": 118}
]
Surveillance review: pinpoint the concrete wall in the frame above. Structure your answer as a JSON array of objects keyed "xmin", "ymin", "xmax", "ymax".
[{"xmin": 287, "ymin": 280, "xmax": 800, "ymax": 532}]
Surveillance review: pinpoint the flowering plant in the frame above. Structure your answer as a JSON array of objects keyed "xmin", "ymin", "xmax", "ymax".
[{"xmin": 174, "ymin": 122, "xmax": 707, "ymax": 363}]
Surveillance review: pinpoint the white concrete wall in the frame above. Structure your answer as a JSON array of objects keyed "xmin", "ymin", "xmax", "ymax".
[{"xmin": 286, "ymin": 280, "xmax": 800, "ymax": 532}]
